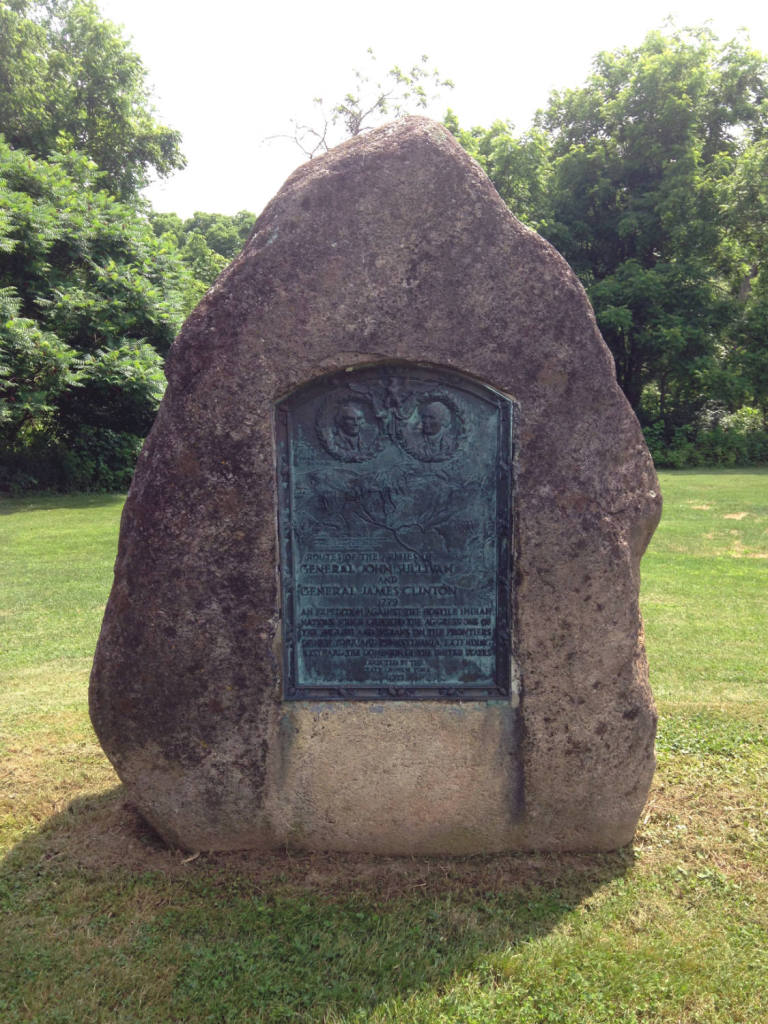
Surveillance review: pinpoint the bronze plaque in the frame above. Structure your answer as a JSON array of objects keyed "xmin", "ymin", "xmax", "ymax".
[{"xmin": 275, "ymin": 363, "xmax": 514, "ymax": 700}]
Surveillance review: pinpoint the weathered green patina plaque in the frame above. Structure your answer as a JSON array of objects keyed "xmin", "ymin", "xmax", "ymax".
[{"xmin": 276, "ymin": 363, "xmax": 514, "ymax": 700}]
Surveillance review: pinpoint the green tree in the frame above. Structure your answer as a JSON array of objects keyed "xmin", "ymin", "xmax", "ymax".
[
  {"xmin": 0, "ymin": 0, "xmax": 202, "ymax": 489},
  {"xmin": 444, "ymin": 113, "xmax": 553, "ymax": 234},
  {"xmin": 447, "ymin": 26, "xmax": 768, "ymax": 462},
  {"xmin": 535, "ymin": 26, "xmax": 768, "ymax": 437},
  {"xmin": 0, "ymin": 140, "xmax": 192, "ymax": 352},
  {"xmin": 147, "ymin": 210, "xmax": 184, "ymax": 247},
  {"xmin": 0, "ymin": 0, "xmax": 185, "ymax": 198},
  {"xmin": 0, "ymin": 287, "xmax": 79, "ymax": 448},
  {"xmin": 716, "ymin": 139, "xmax": 768, "ymax": 423},
  {"xmin": 0, "ymin": 138, "xmax": 193, "ymax": 488},
  {"xmin": 180, "ymin": 210, "xmax": 255, "ymax": 260},
  {"xmin": 178, "ymin": 230, "xmax": 228, "ymax": 288},
  {"xmin": 148, "ymin": 210, "xmax": 255, "ymax": 291}
]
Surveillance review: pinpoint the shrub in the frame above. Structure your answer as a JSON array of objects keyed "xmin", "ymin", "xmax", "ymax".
[
  {"xmin": 0, "ymin": 427, "xmax": 143, "ymax": 493},
  {"xmin": 644, "ymin": 407, "xmax": 768, "ymax": 468}
]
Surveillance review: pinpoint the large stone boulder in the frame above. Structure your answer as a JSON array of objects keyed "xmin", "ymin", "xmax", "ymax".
[{"xmin": 90, "ymin": 117, "xmax": 661, "ymax": 853}]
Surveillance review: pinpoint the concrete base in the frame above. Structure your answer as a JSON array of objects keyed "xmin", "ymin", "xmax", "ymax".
[{"xmin": 263, "ymin": 701, "xmax": 523, "ymax": 854}]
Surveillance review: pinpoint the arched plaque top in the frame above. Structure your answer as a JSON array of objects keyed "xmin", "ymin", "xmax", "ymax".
[{"xmin": 275, "ymin": 362, "xmax": 515, "ymax": 701}]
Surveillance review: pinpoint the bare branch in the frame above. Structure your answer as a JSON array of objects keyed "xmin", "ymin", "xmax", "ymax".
[{"xmin": 266, "ymin": 50, "xmax": 454, "ymax": 155}]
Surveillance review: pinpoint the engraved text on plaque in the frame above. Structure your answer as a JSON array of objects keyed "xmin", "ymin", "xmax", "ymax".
[{"xmin": 276, "ymin": 363, "xmax": 514, "ymax": 700}]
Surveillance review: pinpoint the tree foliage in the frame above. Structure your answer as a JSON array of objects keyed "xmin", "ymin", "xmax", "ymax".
[
  {"xmin": 444, "ymin": 113, "xmax": 553, "ymax": 235},
  {"xmin": 449, "ymin": 25, "xmax": 768, "ymax": 463},
  {"xmin": 0, "ymin": 142, "xmax": 194, "ymax": 350},
  {"xmin": 179, "ymin": 210, "xmax": 255, "ymax": 260},
  {"xmin": 540, "ymin": 27, "xmax": 768, "ymax": 426},
  {"xmin": 0, "ymin": 286, "xmax": 78, "ymax": 447},
  {"xmin": 0, "ymin": 139, "xmax": 188, "ymax": 488},
  {"xmin": 148, "ymin": 209, "xmax": 256, "ymax": 287},
  {"xmin": 0, "ymin": 2, "xmax": 256, "ymax": 490},
  {"xmin": 0, "ymin": 133, "xmax": 255, "ymax": 489},
  {"xmin": 0, "ymin": 0, "xmax": 185, "ymax": 199}
]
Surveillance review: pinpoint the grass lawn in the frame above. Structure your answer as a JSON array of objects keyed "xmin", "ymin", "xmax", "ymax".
[{"xmin": 1, "ymin": 471, "xmax": 766, "ymax": 1023}]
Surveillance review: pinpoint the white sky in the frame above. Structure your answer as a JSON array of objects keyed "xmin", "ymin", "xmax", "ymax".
[{"xmin": 96, "ymin": 0, "xmax": 768, "ymax": 219}]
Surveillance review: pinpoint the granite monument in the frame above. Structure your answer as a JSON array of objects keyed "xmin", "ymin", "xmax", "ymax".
[{"xmin": 90, "ymin": 117, "xmax": 661, "ymax": 854}]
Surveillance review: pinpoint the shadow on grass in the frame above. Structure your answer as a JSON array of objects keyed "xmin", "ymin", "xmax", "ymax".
[
  {"xmin": 1, "ymin": 787, "xmax": 633, "ymax": 1022},
  {"xmin": 0, "ymin": 492, "xmax": 126, "ymax": 515}
]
